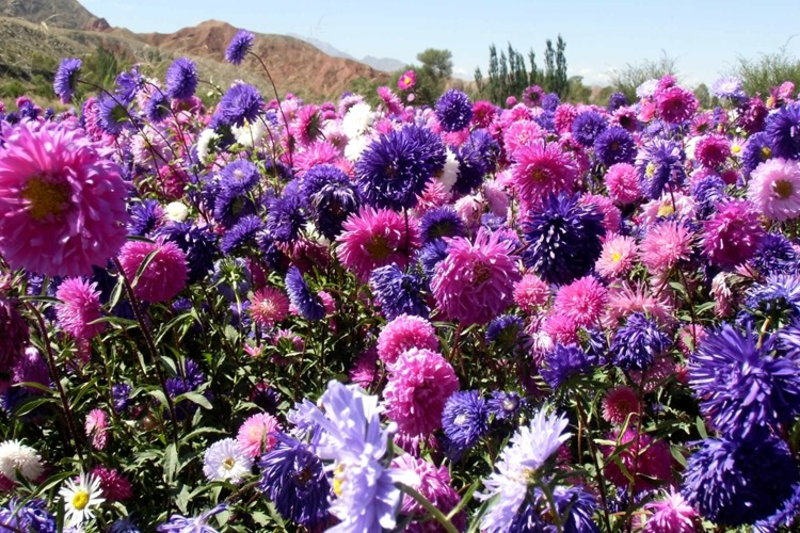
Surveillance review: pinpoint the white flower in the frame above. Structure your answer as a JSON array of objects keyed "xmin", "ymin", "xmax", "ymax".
[
  {"xmin": 435, "ymin": 148, "xmax": 459, "ymax": 193},
  {"xmin": 232, "ymin": 118, "xmax": 267, "ymax": 148},
  {"xmin": 59, "ymin": 472, "xmax": 105, "ymax": 529},
  {"xmin": 344, "ymin": 135, "xmax": 371, "ymax": 162},
  {"xmin": 342, "ymin": 102, "xmax": 374, "ymax": 139},
  {"xmin": 164, "ymin": 201, "xmax": 189, "ymax": 223},
  {"xmin": 0, "ymin": 439, "xmax": 44, "ymax": 482},
  {"xmin": 202, "ymin": 438, "xmax": 253, "ymax": 485},
  {"xmin": 196, "ymin": 128, "xmax": 220, "ymax": 161}
]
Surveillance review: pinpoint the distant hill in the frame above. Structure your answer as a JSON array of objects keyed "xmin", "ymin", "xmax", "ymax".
[
  {"xmin": 0, "ymin": 0, "xmax": 391, "ymax": 103},
  {"xmin": 288, "ymin": 33, "xmax": 406, "ymax": 73}
]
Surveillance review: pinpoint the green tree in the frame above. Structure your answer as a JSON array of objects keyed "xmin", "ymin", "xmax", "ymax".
[
  {"xmin": 609, "ymin": 52, "xmax": 678, "ymax": 102},
  {"xmin": 411, "ymin": 48, "xmax": 453, "ymax": 106},
  {"xmin": 731, "ymin": 46, "xmax": 800, "ymax": 97}
]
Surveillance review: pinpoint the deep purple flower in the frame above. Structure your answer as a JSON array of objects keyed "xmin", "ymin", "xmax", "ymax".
[
  {"xmin": 225, "ymin": 30, "xmax": 255, "ymax": 65},
  {"xmin": 435, "ymin": 89, "xmax": 473, "ymax": 132},
  {"xmin": 220, "ymin": 215, "xmax": 263, "ymax": 255},
  {"xmin": 369, "ymin": 263, "xmax": 429, "ymax": 320},
  {"xmin": 128, "ymin": 199, "xmax": 162, "ymax": 237},
  {"xmin": 542, "ymin": 343, "xmax": 596, "ymax": 389},
  {"xmin": 53, "ymin": 58, "xmax": 82, "ymax": 104},
  {"xmin": 215, "ymin": 83, "xmax": 264, "ymax": 127},
  {"xmin": 157, "ymin": 221, "xmax": 218, "ymax": 283},
  {"xmin": 96, "ymin": 94, "xmax": 131, "ymax": 135},
  {"xmin": 300, "ymin": 164, "xmax": 360, "ymax": 240},
  {"xmin": 681, "ymin": 434, "xmax": 799, "ymax": 527},
  {"xmin": 112, "ymin": 383, "xmax": 132, "ymax": 413},
  {"xmin": 266, "ymin": 181, "xmax": 306, "ymax": 243},
  {"xmin": 165, "ymin": 58, "xmax": 198, "ymax": 100},
  {"xmin": 766, "ymin": 103, "xmax": 800, "ymax": 160},
  {"xmin": 214, "ymin": 159, "xmax": 260, "ymax": 226},
  {"xmin": 742, "ymin": 131, "xmax": 774, "ymax": 177},
  {"xmin": 607, "ymin": 92, "xmax": 628, "ymax": 112},
  {"xmin": 419, "ymin": 206, "xmax": 466, "ymax": 243},
  {"xmin": 144, "ymin": 91, "xmax": 170, "ymax": 123},
  {"xmin": 637, "ymin": 138, "xmax": 687, "ymax": 199},
  {"xmin": 487, "ymin": 391, "xmax": 523, "ymax": 422},
  {"xmin": 522, "ymin": 193, "xmax": 605, "ymax": 285},
  {"xmin": 611, "ymin": 312, "xmax": 671, "ymax": 371},
  {"xmin": 594, "ymin": 126, "xmax": 636, "ymax": 166},
  {"xmin": 571, "ymin": 111, "xmax": 608, "ymax": 146},
  {"xmin": 355, "ymin": 124, "xmax": 446, "ymax": 210},
  {"xmin": 285, "ymin": 266, "xmax": 325, "ymax": 321},
  {"xmin": 442, "ymin": 390, "xmax": 489, "ymax": 457},
  {"xmin": 689, "ymin": 324, "xmax": 800, "ymax": 438}
]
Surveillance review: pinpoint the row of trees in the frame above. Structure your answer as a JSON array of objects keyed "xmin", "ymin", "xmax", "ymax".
[{"xmin": 474, "ymin": 37, "xmax": 569, "ymax": 103}]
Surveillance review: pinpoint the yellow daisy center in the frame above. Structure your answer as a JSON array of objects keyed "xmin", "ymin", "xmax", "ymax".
[
  {"xmin": 657, "ymin": 203, "xmax": 675, "ymax": 217},
  {"xmin": 333, "ymin": 463, "xmax": 346, "ymax": 497},
  {"xmin": 611, "ymin": 251, "xmax": 622, "ymax": 262},
  {"xmin": 222, "ymin": 457, "xmax": 236, "ymax": 470},
  {"xmin": 762, "ymin": 146, "xmax": 772, "ymax": 159},
  {"xmin": 774, "ymin": 179, "xmax": 794, "ymax": 200},
  {"xmin": 22, "ymin": 176, "xmax": 70, "ymax": 221},
  {"xmin": 645, "ymin": 162, "xmax": 656, "ymax": 178},
  {"xmin": 731, "ymin": 144, "xmax": 741, "ymax": 154},
  {"xmin": 72, "ymin": 490, "xmax": 90, "ymax": 510}
]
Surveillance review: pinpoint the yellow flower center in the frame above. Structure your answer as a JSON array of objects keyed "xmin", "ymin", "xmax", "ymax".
[
  {"xmin": 774, "ymin": 179, "xmax": 794, "ymax": 200},
  {"xmin": 611, "ymin": 251, "xmax": 622, "ymax": 262},
  {"xmin": 72, "ymin": 490, "xmax": 90, "ymax": 510},
  {"xmin": 762, "ymin": 146, "xmax": 772, "ymax": 159},
  {"xmin": 657, "ymin": 203, "xmax": 675, "ymax": 217},
  {"xmin": 731, "ymin": 144, "xmax": 741, "ymax": 154},
  {"xmin": 22, "ymin": 176, "xmax": 70, "ymax": 221},
  {"xmin": 222, "ymin": 457, "xmax": 236, "ymax": 470},
  {"xmin": 333, "ymin": 463, "xmax": 346, "ymax": 497},
  {"xmin": 530, "ymin": 168, "xmax": 547, "ymax": 182},
  {"xmin": 645, "ymin": 162, "xmax": 656, "ymax": 178}
]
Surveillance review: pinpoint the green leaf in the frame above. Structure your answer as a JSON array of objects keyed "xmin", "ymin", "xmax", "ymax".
[
  {"xmin": 163, "ymin": 442, "xmax": 178, "ymax": 485},
  {"xmin": 695, "ymin": 416, "xmax": 708, "ymax": 439},
  {"xmin": 180, "ymin": 391, "xmax": 212, "ymax": 410}
]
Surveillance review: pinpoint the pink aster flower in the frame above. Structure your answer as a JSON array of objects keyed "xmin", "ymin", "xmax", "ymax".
[
  {"xmin": 605, "ymin": 163, "xmax": 642, "ymax": 205},
  {"xmin": 639, "ymin": 192, "xmax": 696, "ymax": 225},
  {"xmin": 503, "ymin": 119, "xmax": 546, "ymax": 157},
  {"xmin": 513, "ymin": 273, "xmax": 551, "ymax": 313},
  {"xmin": 0, "ymin": 297, "xmax": 29, "ymax": 374},
  {"xmin": 249, "ymin": 287, "xmax": 289, "ymax": 328},
  {"xmin": 377, "ymin": 86, "xmax": 405, "ymax": 116},
  {"xmin": 0, "ymin": 121, "xmax": 130, "ymax": 276},
  {"xmin": 117, "ymin": 239, "xmax": 188, "ymax": 303},
  {"xmin": 336, "ymin": 207, "xmax": 420, "ymax": 282},
  {"xmin": 655, "ymin": 86, "xmax": 698, "ymax": 124},
  {"xmin": 581, "ymin": 194, "xmax": 621, "ymax": 233},
  {"xmin": 377, "ymin": 314, "xmax": 439, "ymax": 365},
  {"xmin": 349, "ymin": 346, "xmax": 381, "ymax": 389},
  {"xmin": 85, "ymin": 408, "xmax": 109, "ymax": 450},
  {"xmin": 55, "ymin": 278, "xmax": 104, "ymax": 341},
  {"xmin": 383, "ymin": 348, "xmax": 459, "ymax": 437},
  {"xmin": 641, "ymin": 489, "xmax": 699, "ymax": 533},
  {"xmin": 237, "ymin": 413, "xmax": 281, "ymax": 458},
  {"xmin": 553, "ymin": 276, "xmax": 608, "ymax": 327},
  {"xmin": 554, "ymin": 103, "xmax": 578, "ymax": 134},
  {"xmin": 640, "ymin": 220, "xmax": 694, "ymax": 274},
  {"xmin": 747, "ymin": 157, "xmax": 800, "ymax": 221},
  {"xmin": 542, "ymin": 312, "xmax": 579, "ymax": 345},
  {"xmin": 603, "ymin": 429, "xmax": 674, "ymax": 492},
  {"xmin": 701, "ymin": 199, "xmax": 765, "ymax": 269},
  {"xmin": 90, "ymin": 465, "xmax": 132, "ymax": 502},
  {"xmin": 398, "ymin": 70, "xmax": 416, "ymax": 91},
  {"xmin": 293, "ymin": 140, "xmax": 339, "ymax": 175},
  {"xmin": 431, "ymin": 228, "xmax": 521, "ymax": 326},
  {"xmin": 510, "ymin": 139, "xmax": 578, "ymax": 207},
  {"xmin": 629, "ymin": 354, "xmax": 677, "ymax": 393},
  {"xmin": 601, "ymin": 386, "xmax": 640, "ymax": 425},
  {"xmin": 596, "ymin": 234, "xmax": 638, "ymax": 279},
  {"xmin": 693, "ymin": 134, "xmax": 730, "ymax": 169},
  {"xmin": 391, "ymin": 454, "xmax": 465, "ymax": 532},
  {"xmin": 604, "ymin": 282, "xmax": 674, "ymax": 327}
]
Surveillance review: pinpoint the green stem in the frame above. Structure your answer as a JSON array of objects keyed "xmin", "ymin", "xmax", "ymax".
[{"xmin": 398, "ymin": 483, "xmax": 459, "ymax": 533}]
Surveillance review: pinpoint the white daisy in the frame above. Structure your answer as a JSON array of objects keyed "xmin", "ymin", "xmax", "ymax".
[
  {"xmin": 202, "ymin": 438, "xmax": 253, "ymax": 485},
  {"xmin": 232, "ymin": 118, "xmax": 267, "ymax": 148},
  {"xmin": 0, "ymin": 439, "xmax": 44, "ymax": 482},
  {"xmin": 342, "ymin": 102, "xmax": 374, "ymax": 139},
  {"xmin": 164, "ymin": 201, "xmax": 189, "ymax": 223},
  {"xmin": 195, "ymin": 128, "xmax": 220, "ymax": 161},
  {"xmin": 435, "ymin": 148, "xmax": 459, "ymax": 193},
  {"xmin": 59, "ymin": 472, "xmax": 105, "ymax": 529}
]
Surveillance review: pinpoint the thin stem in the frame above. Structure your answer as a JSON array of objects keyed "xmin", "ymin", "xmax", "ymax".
[
  {"xmin": 398, "ymin": 483, "xmax": 459, "ymax": 533},
  {"xmin": 112, "ymin": 257, "xmax": 179, "ymax": 444},
  {"xmin": 247, "ymin": 51, "xmax": 294, "ymax": 168}
]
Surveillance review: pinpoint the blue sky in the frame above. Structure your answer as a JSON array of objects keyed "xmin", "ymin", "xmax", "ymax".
[{"xmin": 80, "ymin": 0, "xmax": 800, "ymax": 87}]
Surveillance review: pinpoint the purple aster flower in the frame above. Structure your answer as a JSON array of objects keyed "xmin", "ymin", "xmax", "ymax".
[
  {"xmin": 214, "ymin": 83, "xmax": 264, "ymax": 127},
  {"xmin": 416, "ymin": 238, "xmax": 449, "ymax": 280},
  {"xmin": 522, "ymin": 193, "xmax": 606, "ymax": 285},
  {"xmin": 681, "ymin": 434, "xmax": 799, "ymax": 527},
  {"xmin": 114, "ymin": 66, "xmax": 144, "ymax": 104},
  {"xmin": 109, "ymin": 518, "xmax": 142, "ymax": 533},
  {"xmin": 258, "ymin": 434, "xmax": 331, "ymax": 529},
  {"xmin": 754, "ymin": 483, "xmax": 800, "ymax": 532},
  {"xmin": 689, "ymin": 323, "xmax": 800, "ymax": 438},
  {"xmin": 144, "ymin": 90, "xmax": 170, "ymax": 123},
  {"xmin": 553, "ymin": 485, "xmax": 600, "ymax": 533},
  {"xmin": 691, "ymin": 175, "xmax": 727, "ymax": 218},
  {"xmin": 369, "ymin": 263, "xmax": 429, "ymax": 320},
  {"xmin": 607, "ymin": 91, "xmax": 628, "ymax": 112},
  {"xmin": 164, "ymin": 57, "xmax": 198, "ymax": 101},
  {"xmin": 453, "ymin": 142, "xmax": 488, "ymax": 195},
  {"xmin": 165, "ymin": 358, "xmax": 206, "ymax": 398},
  {"xmin": 96, "ymin": 94, "xmax": 131, "ymax": 135},
  {"xmin": 53, "ymin": 58, "xmax": 82, "ymax": 104},
  {"xmin": 303, "ymin": 380, "xmax": 407, "ymax": 532},
  {"xmin": 220, "ymin": 215, "xmax": 263, "ymax": 255},
  {"xmin": 746, "ymin": 273, "xmax": 800, "ymax": 317},
  {"xmin": 485, "ymin": 314, "xmax": 526, "ymax": 348},
  {"xmin": 742, "ymin": 132, "xmax": 774, "ymax": 177},
  {"xmin": 157, "ymin": 504, "xmax": 227, "ymax": 532},
  {"xmin": 478, "ymin": 408, "xmax": 571, "ymax": 532},
  {"xmin": 442, "ymin": 390, "xmax": 490, "ymax": 458},
  {"xmin": 435, "ymin": 88, "xmax": 473, "ymax": 132},
  {"xmin": 594, "ymin": 126, "xmax": 636, "ymax": 166},
  {"xmin": 213, "ymin": 159, "xmax": 260, "ymax": 226},
  {"xmin": 766, "ymin": 103, "xmax": 800, "ymax": 160},
  {"xmin": 487, "ymin": 391, "xmax": 523, "ymax": 422},
  {"xmin": 300, "ymin": 164, "xmax": 361, "ymax": 240},
  {"xmin": 157, "ymin": 221, "xmax": 218, "ymax": 283},
  {"xmin": 266, "ymin": 181, "xmax": 306, "ymax": 243},
  {"xmin": 0, "ymin": 498, "xmax": 56, "ymax": 533},
  {"xmin": 752, "ymin": 233, "xmax": 799, "ymax": 276},
  {"xmin": 285, "ymin": 266, "xmax": 325, "ymax": 320},
  {"xmin": 542, "ymin": 343, "xmax": 596, "ymax": 389},
  {"xmin": 129, "ymin": 199, "xmax": 162, "ymax": 237},
  {"xmin": 112, "ymin": 383, "xmax": 131, "ymax": 413},
  {"xmin": 737, "ymin": 96, "xmax": 769, "ymax": 134},
  {"xmin": 419, "ymin": 206, "xmax": 465, "ymax": 243},
  {"xmin": 225, "ymin": 30, "xmax": 255, "ymax": 65},
  {"xmin": 711, "ymin": 76, "xmax": 746, "ymax": 101},
  {"xmin": 355, "ymin": 124, "xmax": 446, "ymax": 210},
  {"xmin": 611, "ymin": 312, "xmax": 671, "ymax": 371},
  {"xmin": 542, "ymin": 93, "xmax": 560, "ymax": 112},
  {"xmin": 571, "ymin": 110, "xmax": 608, "ymax": 146},
  {"xmin": 467, "ymin": 128, "xmax": 501, "ymax": 174},
  {"xmin": 636, "ymin": 138, "xmax": 687, "ymax": 199}
]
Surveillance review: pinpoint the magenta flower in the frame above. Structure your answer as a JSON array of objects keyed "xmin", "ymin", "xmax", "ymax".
[
  {"xmin": 55, "ymin": 277, "xmax": 105, "ymax": 341},
  {"xmin": 117, "ymin": 240, "xmax": 188, "ymax": 303}
]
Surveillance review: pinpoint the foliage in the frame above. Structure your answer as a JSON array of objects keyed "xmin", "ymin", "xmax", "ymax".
[
  {"xmin": 731, "ymin": 44, "xmax": 800, "ymax": 97},
  {"xmin": 608, "ymin": 52, "xmax": 678, "ymax": 102}
]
